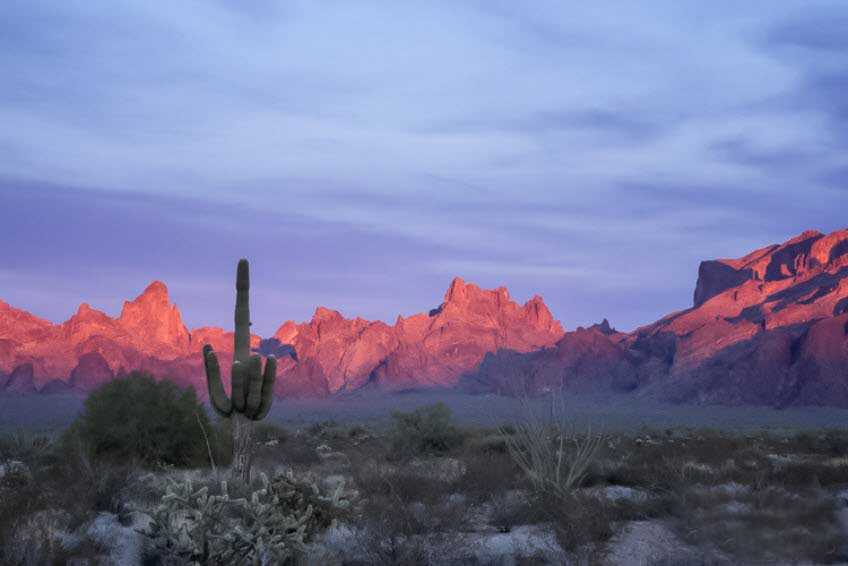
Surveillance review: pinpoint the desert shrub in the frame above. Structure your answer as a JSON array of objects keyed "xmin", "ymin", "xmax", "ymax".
[
  {"xmin": 466, "ymin": 429, "xmax": 509, "ymax": 454},
  {"xmin": 501, "ymin": 396, "xmax": 603, "ymax": 499},
  {"xmin": 788, "ymin": 429, "xmax": 848, "ymax": 456},
  {"xmin": 207, "ymin": 417, "xmax": 313, "ymax": 470},
  {"xmin": 347, "ymin": 424, "xmax": 369, "ymax": 438},
  {"xmin": 145, "ymin": 471, "xmax": 349, "ymax": 565},
  {"xmin": 0, "ymin": 429, "xmax": 53, "ymax": 461},
  {"xmin": 59, "ymin": 442, "xmax": 133, "ymax": 520},
  {"xmin": 252, "ymin": 422, "xmax": 290, "ymax": 445},
  {"xmin": 307, "ymin": 419, "xmax": 340, "ymax": 437},
  {"xmin": 353, "ymin": 460, "xmax": 453, "ymax": 507},
  {"xmin": 538, "ymin": 490, "xmax": 667, "ymax": 560},
  {"xmin": 352, "ymin": 461, "xmax": 464, "ymax": 564},
  {"xmin": 457, "ymin": 450, "xmax": 522, "ymax": 501},
  {"xmin": 69, "ymin": 371, "xmax": 212, "ymax": 467},
  {"xmin": 389, "ymin": 402, "xmax": 463, "ymax": 457},
  {"xmin": 676, "ymin": 485, "xmax": 842, "ymax": 563},
  {"xmin": 540, "ymin": 492, "xmax": 616, "ymax": 556},
  {"xmin": 768, "ymin": 459, "xmax": 848, "ymax": 487},
  {"xmin": 0, "ymin": 460, "xmax": 46, "ymax": 563},
  {"xmin": 488, "ymin": 491, "xmax": 541, "ymax": 533},
  {"xmin": 0, "ymin": 435, "xmax": 134, "ymax": 564},
  {"xmin": 244, "ymin": 424, "xmax": 321, "ymax": 469}
]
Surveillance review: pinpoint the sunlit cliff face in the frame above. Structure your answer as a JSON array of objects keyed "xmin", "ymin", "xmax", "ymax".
[{"xmin": 0, "ymin": 275, "xmax": 564, "ymax": 396}]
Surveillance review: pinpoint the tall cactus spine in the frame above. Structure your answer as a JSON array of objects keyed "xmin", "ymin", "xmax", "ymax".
[{"xmin": 203, "ymin": 259, "xmax": 277, "ymax": 481}]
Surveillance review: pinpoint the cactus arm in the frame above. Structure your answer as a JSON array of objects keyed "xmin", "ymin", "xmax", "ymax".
[
  {"xmin": 231, "ymin": 360, "xmax": 247, "ymax": 412},
  {"xmin": 203, "ymin": 345, "xmax": 232, "ymax": 416},
  {"xmin": 245, "ymin": 354, "xmax": 264, "ymax": 416},
  {"xmin": 234, "ymin": 258, "xmax": 251, "ymax": 365},
  {"xmin": 252, "ymin": 356, "xmax": 277, "ymax": 421}
]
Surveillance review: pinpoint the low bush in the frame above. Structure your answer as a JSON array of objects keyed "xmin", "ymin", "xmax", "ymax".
[
  {"xmin": 389, "ymin": 402, "xmax": 463, "ymax": 458},
  {"xmin": 145, "ymin": 470, "xmax": 350, "ymax": 565},
  {"xmin": 68, "ymin": 371, "xmax": 212, "ymax": 467},
  {"xmin": 456, "ymin": 450, "xmax": 522, "ymax": 502},
  {"xmin": 352, "ymin": 460, "xmax": 465, "ymax": 564},
  {"xmin": 0, "ymin": 431, "xmax": 134, "ymax": 563}
]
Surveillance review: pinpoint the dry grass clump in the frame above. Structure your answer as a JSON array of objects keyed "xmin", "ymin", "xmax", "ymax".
[
  {"xmin": 0, "ymin": 430, "xmax": 134, "ymax": 564},
  {"xmin": 350, "ymin": 458, "xmax": 466, "ymax": 564},
  {"xmin": 678, "ymin": 485, "xmax": 843, "ymax": 562}
]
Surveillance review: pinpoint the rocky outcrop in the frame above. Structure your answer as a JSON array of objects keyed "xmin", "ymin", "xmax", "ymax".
[
  {"xmin": 39, "ymin": 379, "xmax": 75, "ymax": 395},
  {"xmin": 464, "ymin": 325, "xmax": 631, "ymax": 395},
  {"xmin": 69, "ymin": 352, "xmax": 115, "ymax": 391},
  {"xmin": 4, "ymin": 363, "xmax": 37, "ymax": 394},
  {"xmin": 467, "ymin": 227, "xmax": 848, "ymax": 406},
  {"xmin": 272, "ymin": 278, "xmax": 564, "ymax": 395},
  {"xmin": 692, "ymin": 229, "xmax": 847, "ymax": 307},
  {"xmin": 636, "ymin": 228, "xmax": 848, "ymax": 403},
  {"xmin": 117, "ymin": 282, "xmax": 191, "ymax": 358},
  {"xmin": 371, "ymin": 279, "xmax": 564, "ymax": 390},
  {"xmin": 0, "ymin": 277, "xmax": 563, "ymax": 398}
]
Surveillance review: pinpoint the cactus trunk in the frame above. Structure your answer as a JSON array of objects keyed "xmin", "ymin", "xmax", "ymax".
[
  {"xmin": 231, "ymin": 260, "xmax": 253, "ymax": 481},
  {"xmin": 203, "ymin": 259, "xmax": 277, "ymax": 482},
  {"xmin": 232, "ymin": 412, "xmax": 253, "ymax": 482}
]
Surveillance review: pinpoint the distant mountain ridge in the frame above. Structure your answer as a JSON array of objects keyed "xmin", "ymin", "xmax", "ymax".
[
  {"xmin": 465, "ymin": 227, "xmax": 848, "ymax": 406},
  {"xmin": 0, "ymin": 276, "xmax": 564, "ymax": 399},
  {"xmin": 2, "ymin": 227, "xmax": 847, "ymax": 407}
]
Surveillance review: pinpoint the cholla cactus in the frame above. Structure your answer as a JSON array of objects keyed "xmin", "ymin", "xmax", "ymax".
[
  {"xmin": 203, "ymin": 259, "xmax": 277, "ymax": 481},
  {"xmin": 146, "ymin": 474, "xmax": 313, "ymax": 565}
]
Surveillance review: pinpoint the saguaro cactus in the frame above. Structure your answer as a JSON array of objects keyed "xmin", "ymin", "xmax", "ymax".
[{"xmin": 203, "ymin": 259, "xmax": 276, "ymax": 481}]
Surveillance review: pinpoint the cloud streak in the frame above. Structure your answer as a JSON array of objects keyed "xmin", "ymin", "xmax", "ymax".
[{"xmin": 0, "ymin": 1, "xmax": 846, "ymax": 333}]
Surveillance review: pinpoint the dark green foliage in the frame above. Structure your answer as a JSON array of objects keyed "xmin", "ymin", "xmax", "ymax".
[
  {"xmin": 71, "ymin": 371, "xmax": 211, "ymax": 467},
  {"xmin": 389, "ymin": 402, "xmax": 463, "ymax": 457}
]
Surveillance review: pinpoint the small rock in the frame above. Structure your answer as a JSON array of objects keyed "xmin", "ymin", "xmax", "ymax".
[
  {"xmin": 718, "ymin": 501, "xmax": 749, "ymax": 515},
  {"xmin": 86, "ymin": 512, "xmax": 145, "ymax": 566},
  {"xmin": 588, "ymin": 485, "xmax": 648, "ymax": 503},
  {"xmin": 835, "ymin": 488, "xmax": 848, "ymax": 507},
  {"xmin": 447, "ymin": 493, "xmax": 467, "ymax": 505},
  {"xmin": 607, "ymin": 520, "xmax": 704, "ymax": 565},
  {"xmin": 0, "ymin": 459, "xmax": 31, "ymax": 481},
  {"xmin": 321, "ymin": 474, "xmax": 347, "ymax": 494}
]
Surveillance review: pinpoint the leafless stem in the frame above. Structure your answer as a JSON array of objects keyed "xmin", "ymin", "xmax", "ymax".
[{"xmin": 195, "ymin": 411, "xmax": 218, "ymax": 479}]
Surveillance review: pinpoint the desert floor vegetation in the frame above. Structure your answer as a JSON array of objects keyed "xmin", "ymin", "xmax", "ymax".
[{"xmin": 2, "ymin": 387, "xmax": 848, "ymax": 564}]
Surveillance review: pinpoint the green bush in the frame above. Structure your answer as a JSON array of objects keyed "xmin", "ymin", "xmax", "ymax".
[
  {"xmin": 390, "ymin": 402, "xmax": 463, "ymax": 457},
  {"xmin": 69, "ymin": 371, "xmax": 211, "ymax": 467}
]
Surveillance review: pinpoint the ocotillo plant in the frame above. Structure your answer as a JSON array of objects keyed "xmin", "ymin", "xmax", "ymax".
[{"xmin": 203, "ymin": 259, "xmax": 277, "ymax": 481}]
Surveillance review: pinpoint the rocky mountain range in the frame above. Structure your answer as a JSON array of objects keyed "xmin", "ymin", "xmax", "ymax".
[
  {"xmin": 466, "ymin": 228, "xmax": 848, "ymax": 407},
  {"xmin": 2, "ymin": 228, "xmax": 847, "ymax": 406}
]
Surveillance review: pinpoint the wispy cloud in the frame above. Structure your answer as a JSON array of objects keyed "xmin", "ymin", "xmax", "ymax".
[{"xmin": 1, "ymin": 1, "xmax": 846, "ymax": 333}]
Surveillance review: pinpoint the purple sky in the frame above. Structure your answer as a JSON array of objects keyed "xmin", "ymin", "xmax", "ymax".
[{"xmin": 1, "ymin": 2, "xmax": 847, "ymax": 336}]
